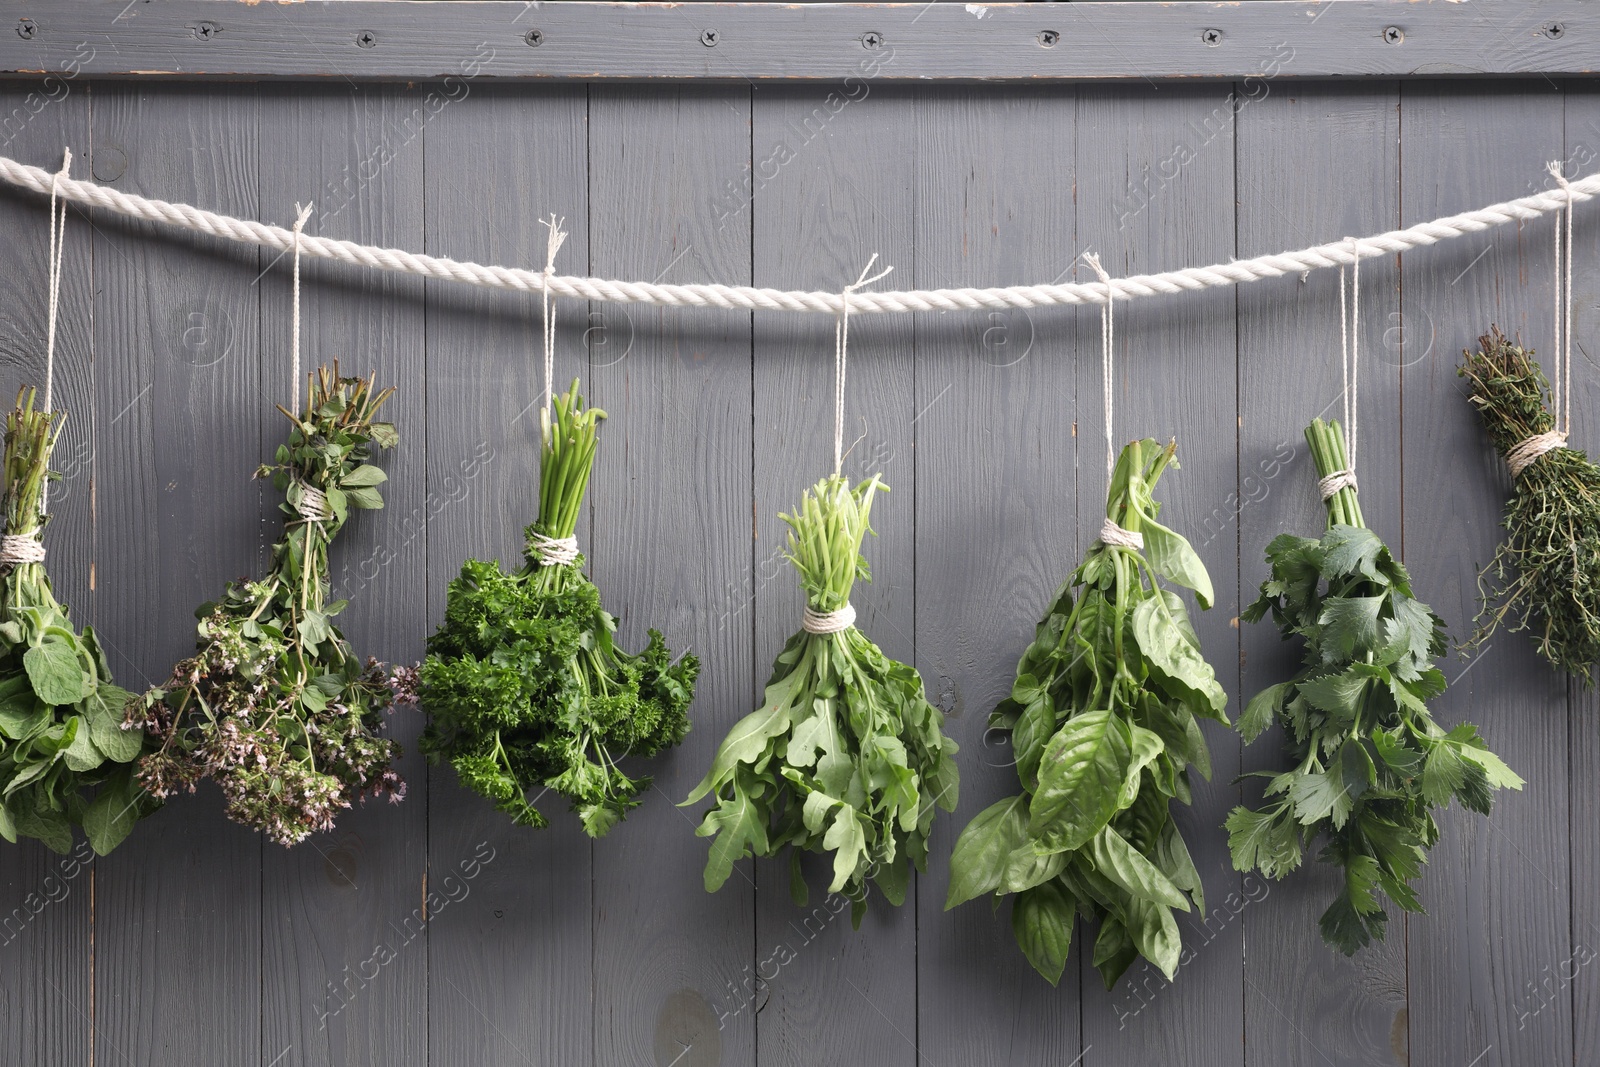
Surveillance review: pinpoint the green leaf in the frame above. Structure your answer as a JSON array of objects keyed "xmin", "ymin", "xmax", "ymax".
[
  {"xmin": 695, "ymin": 780, "xmax": 769, "ymax": 892},
  {"xmin": 1126, "ymin": 895, "xmax": 1183, "ymax": 980},
  {"xmin": 945, "ymin": 795, "xmax": 1028, "ymax": 909},
  {"xmin": 24, "ymin": 637, "xmax": 93, "ymax": 706},
  {"xmin": 1319, "ymin": 596, "xmax": 1386, "ymax": 661},
  {"xmin": 1133, "ymin": 593, "xmax": 1227, "ymax": 722},
  {"xmin": 1092, "ymin": 917, "xmax": 1138, "ymax": 990},
  {"xmin": 85, "ymin": 685, "xmax": 142, "ymax": 763},
  {"xmin": 12, "ymin": 804, "xmax": 72, "ymax": 854},
  {"xmin": 1289, "ymin": 769, "xmax": 1354, "ymax": 829},
  {"xmin": 823, "ymin": 806, "xmax": 867, "ymax": 893},
  {"xmin": 1011, "ymin": 881, "xmax": 1076, "ymax": 985},
  {"xmin": 1225, "ymin": 804, "xmax": 1303, "ymax": 878},
  {"xmin": 341, "ymin": 465, "xmax": 389, "ymax": 488},
  {"xmin": 1320, "ymin": 525, "xmax": 1385, "ymax": 583},
  {"xmin": 1000, "ymin": 843, "xmax": 1068, "ymax": 894},
  {"xmin": 344, "ymin": 485, "xmax": 385, "ymax": 510},
  {"xmin": 62, "ymin": 715, "xmax": 103, "ymax": 772},
  {"xmin": 1297, "ymin": 668, "xmax": 1370, "ymax": 724},
  {"xmin": 1029, "ymin": 710, "xmax": 1132, "ymax": 853},
  {"xmin": 683, "ymin": 682, "xmax": 799, "ymax": 805},
  {"xmin": 84, "ymin": 769, "xmax": 147, "ymax": 855},
  {"xmin": 1239, "ymin": 682, "xmax": 1288, "ymax": 744},
  {"xmin": 1140, "ymin": 518, "xmax": 1214, "ymax": 610},
  {"xmin": 1319, "ymin": 890, "xmax": 1386, "ymax": 956},
  {"xmin": 1089, "ymin": 825, "xmax": 1189, "ymax": 910},
  {"xmin": 1420, "ymin": 742, "xmax": 1466, "ymax": 808}
]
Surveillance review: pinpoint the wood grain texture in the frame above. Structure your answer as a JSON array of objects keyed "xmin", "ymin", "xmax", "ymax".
[
  {"xmin": 1073, "ymin": 82, "xmax": 1244, "ymax": 1066},
  {"xmin": 0, "ymin": 1, "xmax": 1595, "ymax": 82},
  {"xmin": 1236, "ymin": 81, "xmax": 1409, "ymax": 1067},
  {"xmin": 586, "ymin": 84, "xmax": 758, "ymax": 1067},
  {"xmin": 420, "ymin": 82, "xmax": 594, "ymax": 1067},
  {"xmin": 0, "ymin": 80, "xmax": 93, "ymax": 1067},
  {"xmin": 1399, "ymin": 82, "xmax": 1572, "ymax": 1067},
  {"xmin": 256, "ymin": 83, "xmax": 429, "ymax": 1067},
  {"xmin": 911, "ymin": 84, "xmax": 1085, "ymax": 1066},
  {"xmin": 89, "ymin": 82, "xmax": 266, "ymax": 1067},
  {"xmin": 749, "ymin": 81, "xmax": 918, "ymax": 1067}
]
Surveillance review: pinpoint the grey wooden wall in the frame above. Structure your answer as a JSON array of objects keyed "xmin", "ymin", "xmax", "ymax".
[{"xmin": 0, "ymin": 74, "xmax": 1593, "ymax": 1067}]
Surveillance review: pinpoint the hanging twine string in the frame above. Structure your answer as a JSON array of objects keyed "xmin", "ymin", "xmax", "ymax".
[
  {"xmin": 833, "ymin": 255, "xmax": 894, "ymax": 474},
  {"xmin": 289, "ymin": 202, "xmax": 314, "ymax": 417},
  {"xmin": 1085, "ymin": 253, "xmax": 1143, "ymax": 551},
  {"xmin": 802, "ymin": 603, "xmax": 857, "ymax": 635},
  {"xmin": 1508, "ymin": 161, "xmax": 1578, "ymax": 479},
  {"xmin": 1319, "ymin": 238, "xmax": 1363, "ymax": 500},
  {"xmin": 533, "ymin": 215, "xmax": 578, "ymax": 567},
  {"xmin": 539, "ymin": 214, "xmax": 569, "ymax": 412},
  {"xmin": 0, "ymin": 535, "xmax": 46, "ymax": 567}
]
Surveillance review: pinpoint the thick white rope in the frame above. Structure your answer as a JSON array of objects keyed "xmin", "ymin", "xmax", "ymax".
[
  {"xmin": 5, "ymin": 151, "xmax": 1598, "ymax": 318},
  {"xmin": 1084, "ymin": 252, "xmax": 1116, "ymax": 480},
  {"xmin": 539, "ymin": 214, "xmax": 569, "ymax": 412},
  {"xmin": 1320, "ymin": 239, "xmax": 1362, "ymax": 501},
  {"xmin": 529, "ymin": 531, "xmax": 580, "ymax": 567},
  {"xmin": 0, "ymin": 534, "xmax": 45, "ymax": 566},
  {"xmin": 289, "ymin": 202, "xmax": 314, "ymax": 416},
  {"xmin": 802, "ymin": 603, "xmax": 856, "ymax": 635},
  {"xmin": 833, "ymin": 256, "xmax": 893, "ymax": 473}
]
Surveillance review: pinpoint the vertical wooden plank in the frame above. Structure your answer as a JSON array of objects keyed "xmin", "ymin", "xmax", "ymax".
[
  {"xmin": 1400, "ymin": 82, "xmax": 1571, "ymax": 1067},
  {"xmin": 1073, "ymin": 83, "xmax": 1243, "ymax": 1066},
  {"xmin": 0, "ymin": 80, "xmax": 93, "ymax": 1067},
  {"xmin": 257, "ymin": 84, "xmax": 428, "ymax": 1067},
  {"xmin": 912, "ymin": 84, "xmax": 1083, "ymax": 1064},
  {"xmin": 1236, "ymin": 82, "xmax": 1409, "ymax": 1066},
  {"xmin": 587, "ymin": 85, "xmax": 756, "ymax": 1067},
  {"xmin": 422, "ymin": 83, "xmax": 592, "ymax": 1067},
  {"xmin": 1566, "ymin": 81, "xmax": 1600, "ymax": 1067},
  {"xmin": 749, "ymin": 82, "xmax": 918, "ymax": 1066},
  {"xmin": 91, "ymin": 83, "xmax": 264, "ymax": 1066}
]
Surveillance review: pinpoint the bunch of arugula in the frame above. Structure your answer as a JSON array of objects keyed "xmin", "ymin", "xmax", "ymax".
[
  {"xmin": 0, "ymin": 389, "xmax": 154, "ymax": 855},
  {"xmin": 129, "ymin": 366, "xmax": 408, "ymax": 846},
  {"xmin": 1458, "ymin": 327, "xmax": 1600, "ymax": 676},
  {"xmin": 1228, "ymin": 417, "xmax": 1523, "ymax": 954},
  {"xmin": 420, "ymin": 379, "xmax": 697, "ymax": 837},
  {"xmin": 684, "ymin": 472, "xmax": 959, "ymax": 923},
  {"xmin": 945, "ymin": 438, "xmax": 1226, "ymax": 987}
]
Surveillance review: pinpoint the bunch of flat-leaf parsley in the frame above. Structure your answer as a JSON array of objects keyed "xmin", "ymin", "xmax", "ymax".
[
  {"xmin": 420, "ymin": 379, "xmax": 698, "ymax": 837},
  {"xmin": 1228, "ymin": 417, "xmax": 1523, "ymax": 954}
]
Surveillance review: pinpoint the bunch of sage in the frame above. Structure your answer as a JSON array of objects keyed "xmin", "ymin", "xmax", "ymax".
[
  {"xmin": 0, "ymin": 388, "xmax": 153, "ymax": 855},
  {"xmin": 1228, "ymin": 417, "xmax": 1523, "ymax": 954},
  {"xmin": 685, "ymin": 472, "xmax": 959, "ymax": 923},
  {"xmin": 945, "ymin": 438, "xmax": 1226, "ymax": 987},
  {"xmin": 420, "ymin": 379, "xmax": 698, "ymax": 837},
  {"xmin": 128, "ymin": 366, "xmax": 409, "ymax": 845}
]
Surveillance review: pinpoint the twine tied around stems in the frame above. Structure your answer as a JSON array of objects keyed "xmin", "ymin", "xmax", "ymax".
[
  {"xmin": 529, "ymin": 531, "xmax": 580, "ymax": 567},
  {"xmin": 1502, "ymin": 161, "xmax": 1579, "ymax": 479},
  {"xmin": 1320, "ymin": 237, "xmax": 1363, "ymax": 501},
  {"xmin": 294, "ymin": 482, "xmax": 331, "ymax": 523},
  {"xmin": 1098, "ymin": 517, "xmax": 1143, "ymax": 550},
  {"xmin": 833, "ymin": 255, "xmax": 894, "ymax": 474},
  {"xmin": 540, "ymin": 214, "xmax": 569, "ymax": 413},
  {"xmin": 802, "ymin": 603, "xmax": 856, "ymax": 634},
  {"xmin": 0, "ymin": 535, "xmax": 45, "ymax": 567},
  {"xmin": 290, "ymin": 202, "xmax": 315, "ymax": 417}
]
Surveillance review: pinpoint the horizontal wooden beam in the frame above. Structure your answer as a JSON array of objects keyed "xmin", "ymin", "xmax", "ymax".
[{"xmin": 0, "ymin": 0, "xmax": 1592, "ymax": 82}]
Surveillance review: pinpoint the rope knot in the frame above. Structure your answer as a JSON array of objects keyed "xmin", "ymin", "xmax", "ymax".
[
  {"xmin": 1099, "ymin": 518, "xmax": 1143, "ymax": 551},
  {"xmin": 1506, "ymin": 430, "xmax": 1568, "ymax": 478},
  {"xmin": 529, "ymin": 531, "xmax": 580, "ymax": 567},
  {"xmin": 294, "ymin": 483, "xmax": 332, "ymax": 523},
  {"xmin": 1317, "ymin": 468, "xmax": 1359, "ymax": 500},
  {"xmin": 802, "ymin": 602, "xmax": 856, "ymax": 635},
  {"xmin": 0, "ymin": 535, "xmax": 45, "ymax": 567}
]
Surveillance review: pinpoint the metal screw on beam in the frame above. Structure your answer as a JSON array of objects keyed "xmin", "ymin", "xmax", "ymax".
[
  {"xmin": 1383, "ymin": 26, "xmax": 1404, "ymax": 44},
  {"xmin": 192, "ymin": 21, "xmax": 220, "ymax": 42},
  {"xmin": 1201, "ymin": 28, "xmax": 1222, "ymax": 47},
  {"xmin": 1038, "ymin": 30, "xmax": 1060, "ymax": 48},
  {"xmin": 700, "ymin": 29, "xmax": 719, "ymax": 47},
  {"xmin": 356, "ymin": 30, "xmax": 378, "ymax": 49},
  {"xmin": 525, "ymin": 28, "xmax": 544, "ymax": 47},
  {"xmin": 862, "ymin": 31, "xmax": 885, "ymax": 50},
  {"xmin": 15, "ymin": 18, "xmax": 35, "ymax": 40},
  {"xmin": 1544, "ymin": 22, "xmax": 1566, "ymax": 40}
]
